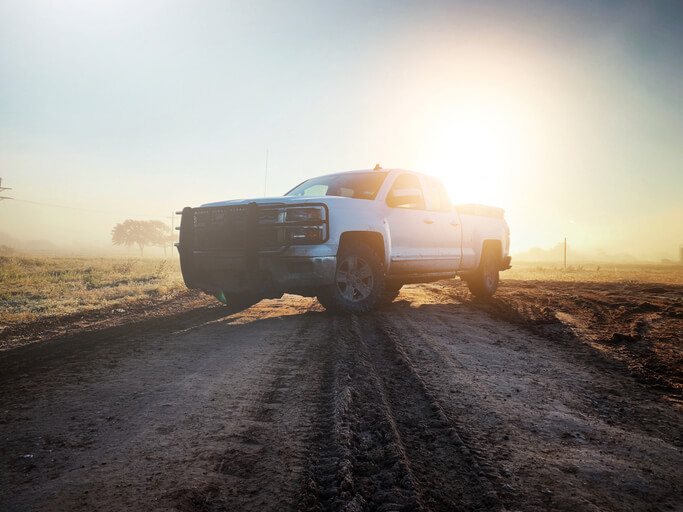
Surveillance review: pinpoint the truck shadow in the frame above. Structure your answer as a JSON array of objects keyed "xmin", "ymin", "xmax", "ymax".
[{"xmin": 0, "ymin": 304, "xmax": 243, "ymax": 382}]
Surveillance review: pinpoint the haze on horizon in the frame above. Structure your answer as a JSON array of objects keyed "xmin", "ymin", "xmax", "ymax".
[{"xmin": 1, "ymin": 0, "xmax": 682, "ymax": 261}]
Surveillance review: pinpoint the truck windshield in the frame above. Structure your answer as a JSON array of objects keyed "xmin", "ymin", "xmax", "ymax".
[{"xmin": 286, "ymin": 172, "xmax": 387, "ymax": 200}]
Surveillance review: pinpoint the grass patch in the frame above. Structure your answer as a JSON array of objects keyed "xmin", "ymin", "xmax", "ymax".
[{"xmin": 0, "ymin": 256, "xmax": 186, "ymax": 326}]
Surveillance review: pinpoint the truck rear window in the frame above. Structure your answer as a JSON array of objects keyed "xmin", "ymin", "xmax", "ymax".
[{"xmin": 286, "ymin": 172, "xmax": 387, "ymax": 200}]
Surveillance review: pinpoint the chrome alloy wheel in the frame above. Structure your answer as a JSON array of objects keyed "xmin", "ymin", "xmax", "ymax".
[{"xmin": 335, "ymin": 255, "xmax": 374, "ymax": 302}]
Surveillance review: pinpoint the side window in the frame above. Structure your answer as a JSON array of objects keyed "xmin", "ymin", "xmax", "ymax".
[
  {"xmin": 386, "ymin": 174, "xmax": 425, "ymax": 210},
  {"xmin": 425, "ymin": 178, "xmax": 452, "ymax": 212},
  {"xmin": 302, "ymin": 184, "xmax": 328, "ymax": 196}
]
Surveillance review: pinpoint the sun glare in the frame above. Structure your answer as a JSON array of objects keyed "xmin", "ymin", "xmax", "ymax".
[{"xmin": 419, "ymin": 91, "xmax": 533, "ymax": 207}]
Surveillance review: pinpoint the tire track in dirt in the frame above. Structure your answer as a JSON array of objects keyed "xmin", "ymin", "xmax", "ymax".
[
  {"xmin": 0, "ymin": 298, "xmax": 329, "ymax": 512},
  {"xmin": 0, "ymin": 302, "xmax": 230, "ymax": 383},
  {"xmin": 357, "ymin": 315, "xmax": 501, "ymax": 511},
  {"xmin": 415, "ymin": 285, "xmax": 683, "ymax": 446},
  {"xmin": 299, "ymin": 315, "xmax": 423, "ymax": 511},
  {"xmin": 379, "ymin": 295, "xmax": 683, "ymax": 511},
  {"xmin": 378, "ymin": 307, "xmax": 537, "ymax": 510},
  {"xmin": 299, "ymin": 314, "xmax": 501, "ymax": 511},
  {"xmin": 170, "ymin": 311, "xmax": 331, "ymax": 512}
]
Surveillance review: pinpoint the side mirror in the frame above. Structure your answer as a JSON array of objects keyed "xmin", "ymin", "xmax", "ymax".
[{"xmin": 387, "ymin": 188, "xmax": 423, "ymax": 209}]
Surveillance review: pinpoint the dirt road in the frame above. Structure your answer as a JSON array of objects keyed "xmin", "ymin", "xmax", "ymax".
[{"xmin": 1, "ymin": 281, "xmax": 681, "ymax": 511}]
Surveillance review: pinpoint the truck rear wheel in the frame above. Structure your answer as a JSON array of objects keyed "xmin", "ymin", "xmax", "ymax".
[
  {"xmin": 467, "ymin": 249, "xmax": 500, "ymax": 297},
  {"xmin": 317, "ymin": 241, "xmax": 385, "ymax": 313}
]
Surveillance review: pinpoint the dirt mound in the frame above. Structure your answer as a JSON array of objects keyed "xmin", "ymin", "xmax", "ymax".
[{"xmin": 436, "ymin": 279, "xmax": 683, "ymax": 401}]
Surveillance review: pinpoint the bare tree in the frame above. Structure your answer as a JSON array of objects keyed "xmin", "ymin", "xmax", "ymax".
[{"xmin": 111, "ymin": 220, "xmax": 168, "ymax": 256}]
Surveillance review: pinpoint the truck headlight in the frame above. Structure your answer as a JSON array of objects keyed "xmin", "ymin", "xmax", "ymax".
[
  {"xmin": 258, "ymin": 204, "xmax": 328, "ymax": 246},
  {"xmin": 288, "ymin": 226, "xmax": 325, "ymax": 242},
  {"xmin": 285, "ymin": 207, "xmax": 324, "ymax": 222}
]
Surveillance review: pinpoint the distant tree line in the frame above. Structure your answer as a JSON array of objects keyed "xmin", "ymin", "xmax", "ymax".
[{"xmin": 111, "ymin": 220, "xmax": 173, "ymax": 256}]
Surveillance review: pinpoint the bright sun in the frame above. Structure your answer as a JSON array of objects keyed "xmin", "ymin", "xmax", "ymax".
[{"xmin": 419, "ymin": 93, "xmax": 531, "ymax": 207}]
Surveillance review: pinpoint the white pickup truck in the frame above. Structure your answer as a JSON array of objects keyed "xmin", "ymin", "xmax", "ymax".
[{"xmin": 177, "ymin": 168, "xmax": 511, "ymax": 313}]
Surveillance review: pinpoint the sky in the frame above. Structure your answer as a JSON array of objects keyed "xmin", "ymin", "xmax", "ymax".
[{"xmin": 0, "ymin": 0, "xmax": 682, "ymax": 260}]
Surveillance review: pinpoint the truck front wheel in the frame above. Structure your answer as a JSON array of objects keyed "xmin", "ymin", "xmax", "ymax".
[
  {"xmin": 317, "ymin": 242, "xmax": 385, "ymax": 313},
  {"xmin": 467, "ymin": 249, "xmax": 500, "ymax": 297}
]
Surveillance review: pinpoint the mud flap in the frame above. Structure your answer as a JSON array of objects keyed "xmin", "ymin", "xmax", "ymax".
[{"xmin": 212, "ymin": 290, "xmax": 228, "ymax": 304}]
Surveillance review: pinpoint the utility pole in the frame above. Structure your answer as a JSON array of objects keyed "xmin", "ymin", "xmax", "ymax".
[
  {"xmin": 263, "ymin": 148, "xmax": 269, "ymax": 197},
  {"xmin": 564, "ymin": 237, "xmax": 567, "ymax": 269},
  {"xmin": 0, "ymin": 177, "xmax": 12, "ymax": 201}
]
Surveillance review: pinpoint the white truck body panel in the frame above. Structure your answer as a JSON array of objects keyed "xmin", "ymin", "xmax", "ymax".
[{"xmin": 459, "ymin": 213, "xmax": 510, "ymax": 271}]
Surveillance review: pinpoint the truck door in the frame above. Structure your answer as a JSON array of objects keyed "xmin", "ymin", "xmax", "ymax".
[
  {"xmin": 384, "ymin": 173, "xmax": 441, "ymax": 274},
  {"xmin": 423, "ymin": 176, "xmax": 462, "ymax": 272}
]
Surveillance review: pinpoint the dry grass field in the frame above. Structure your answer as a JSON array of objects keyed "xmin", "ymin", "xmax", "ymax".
[
  {"xmin": 0, "ymin": 255, "xmax": 185, "ymax": 326},
  {"xmin": 504, "ymin": 261, "xmax": 683, "ymax": 285}
]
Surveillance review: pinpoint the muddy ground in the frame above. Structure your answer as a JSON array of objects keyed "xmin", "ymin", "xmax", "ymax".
[{"xmin": 0, "ymin": 278, "xmax": 681, "ymax": 511}]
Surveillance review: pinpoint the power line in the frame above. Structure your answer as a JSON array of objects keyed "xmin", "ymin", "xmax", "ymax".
[
  {"xmin": 0, "ymin": 176, "xmax": 107, "ymax": 213},
  {"xmin": 3, "ymin": 196, "xmax": 169, "ymax": 220},
  {"xmin": 0, "ymin": 176, "xmax": 171, "ymax": 220},
  {"xmin": 6, "ymin": 197, "xmax": 111, "ymax": 214}
]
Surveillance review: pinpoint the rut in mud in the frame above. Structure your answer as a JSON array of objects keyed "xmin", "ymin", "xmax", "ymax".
[
  {"xmin": 179, "ymin": 312, "xmax": 500, "ymax": 512},
  {"xmin": 299, "ymin": 315, "xmax": 499, "ymax": 512}
]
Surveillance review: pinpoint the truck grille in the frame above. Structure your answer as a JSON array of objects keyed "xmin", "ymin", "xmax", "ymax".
[
  {"xmin": 193, "ymin": 207, "xmax": 251, "ymax": 251},
  {"xmin": 187, "ymin": 203, "xmax": 327, "ymax": 252}
]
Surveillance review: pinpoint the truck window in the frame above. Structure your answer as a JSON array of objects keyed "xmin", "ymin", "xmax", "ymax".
[
  {"xmin": 286, "ymin": 172, "xmax": 387, "ymax": 200},
  {"xmin": 425, "ymin": 177, "xmax": 452, "ymax": 212},
  {"xmin": 386, "ymin": 174, "xmax": 425, "ymax": 210}
]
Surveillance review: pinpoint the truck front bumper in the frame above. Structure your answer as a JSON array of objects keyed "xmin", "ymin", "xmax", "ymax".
[
  {"xmin": 177, "ymin": 203, "xmax": 338, "ymax": 296},
  {"xmin": 186, "ymin": 250, "xmax": 337, "ymax": 295}
]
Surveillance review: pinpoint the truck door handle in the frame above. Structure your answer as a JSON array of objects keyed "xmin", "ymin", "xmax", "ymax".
[
  {"xmin": 450, "ymin": 221, "xmax": 460, "ymax": 226},
  {"xmin": 424, "ymin": 218, "xmax": 434, "ymax": 224}
]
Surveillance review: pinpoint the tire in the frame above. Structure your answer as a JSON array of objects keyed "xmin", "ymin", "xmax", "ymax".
[
  {"xmin": 317, "ymin": 241, "xmax": 385, "ymax": 313},
  {"xmin": 378, "ymin": 282, "xmax": 402, "ymax": 305},
  {"xmin": 467, "ymin": 249, "xmax": 500, "ymax": 297}
]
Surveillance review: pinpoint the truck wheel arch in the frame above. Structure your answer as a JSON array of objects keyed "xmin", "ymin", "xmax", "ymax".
[
  {"xmin": 338, "ymin": 231, "xmax": 386, "ymax": 268},
  {"xmin": 479, "ymin": 239, "xmax": 502, "ymax": 266}
]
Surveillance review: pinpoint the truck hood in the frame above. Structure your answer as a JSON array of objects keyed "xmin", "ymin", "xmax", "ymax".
[{"xmin": 201, "ymin": 195, "xmax": 359, "ymax": 208}]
